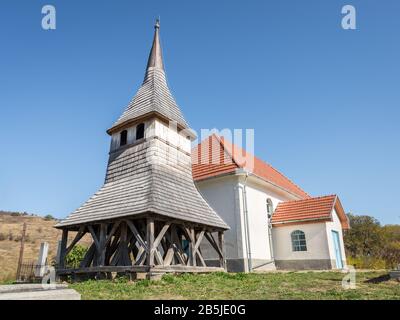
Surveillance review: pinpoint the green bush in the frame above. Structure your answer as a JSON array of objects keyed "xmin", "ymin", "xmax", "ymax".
[
  {"xmin": 44, "ymin": 214, "xmax": 55, "ymax": 221},
  {"xmin": 347, "ymin": 256, "xmax": 387, "ymax": 269},
  {"xmin": 65, "ymin": 245, "xmax": 88, "ymax": 268}
]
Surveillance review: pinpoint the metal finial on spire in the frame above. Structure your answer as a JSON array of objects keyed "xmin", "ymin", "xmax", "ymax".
[{"xmin": 146, "ymin": 17, "xmax": 164, "ymax": 71}]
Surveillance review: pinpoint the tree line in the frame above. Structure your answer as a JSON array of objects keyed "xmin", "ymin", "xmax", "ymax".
[{"xmin": 344, "ymin": 214, "xmax": 400, "ymax": 269}]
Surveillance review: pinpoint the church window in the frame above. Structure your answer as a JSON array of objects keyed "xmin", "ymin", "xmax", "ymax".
[
  {"xmin": 120, "ymin": 130, "xmax": 127, "ymax": 146},
  {"xmin": 291, "ymin": 230, "xmax": 307, "ymax": 252},
  {"xmin": 136, "ymin": 123, "xmax": 145, "ymax": 140},
  {"xmin": 266, "ymin": 198, "xmax": 274, "ymax": 219}
]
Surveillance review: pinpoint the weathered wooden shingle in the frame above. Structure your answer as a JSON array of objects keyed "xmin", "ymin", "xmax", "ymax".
[
  {"xmin": 56, "ymin": 140, "xmax": 228, "ymax": 229},
  {"xmin": 108, "ymin": 21, "xmax": 188, "ymax": 132}
]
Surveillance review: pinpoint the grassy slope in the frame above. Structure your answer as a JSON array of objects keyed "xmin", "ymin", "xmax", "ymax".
[
  {"xmin": 0, "ymin": 213, "xmax": 92, "ymax": 282},
  {"xmin": 70, "ymin": 271, "xmax": 400, "ymax": 300}
]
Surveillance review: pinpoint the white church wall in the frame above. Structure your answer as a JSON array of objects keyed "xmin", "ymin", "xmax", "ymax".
[
  {"xmin": 272, "ymin": 222, "xmax": 331, "ymax": 262},
  {"xmin": 243, "ymin": 181, "xmax": 278, "ymax": 262},
  {"xmin": 325, "ymin": 208, "xmax": 347, "ymax": 268},
  {"xmin": 196, "ymin": 176, "xmax": 244, "ymax": 261}
]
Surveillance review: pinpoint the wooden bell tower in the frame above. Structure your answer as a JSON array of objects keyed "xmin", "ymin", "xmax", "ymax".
[{"xmin": 55, "ymin": 20, "xmax": 228, "ymax": 280}]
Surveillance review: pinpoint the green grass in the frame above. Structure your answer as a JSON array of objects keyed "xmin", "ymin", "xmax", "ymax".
[{"xmin": 69, "ymin": 271, "xmax": 400, "ymax": 300}]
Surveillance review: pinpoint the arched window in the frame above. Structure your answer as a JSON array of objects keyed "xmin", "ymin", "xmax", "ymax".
[
  {"xmin": 266, "ymin": 198, "xmax": 274, "ymax": 218},
  {"xmin": 120, "ymin": 130, "xmax": 127, "ymax": 146},
  {"xmin": 136, "ymin": 123, "xmax": 145, "ymax": 140},
  {"xmin": 291, "ymin": 230, "xmax": 307, "ymax": 252}
]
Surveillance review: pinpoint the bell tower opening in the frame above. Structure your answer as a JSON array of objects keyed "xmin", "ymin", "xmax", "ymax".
[
  {"xmin": 136, "ymin": 123, "xmax": 145, "ymax": 140},
  {"xmin": 120, "ymin": 130, "xmax": 127, "ymax": 146}
]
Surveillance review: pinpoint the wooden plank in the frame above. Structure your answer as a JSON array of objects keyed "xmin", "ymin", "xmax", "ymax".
[
  {"xmin": 87, "ymin": 225, "xmax": 100, "ymax": 250},
  {"xmin": 134, "ymin": 244, "xmax": 146, "ymax": 266},
  {"xmin": 65, "ymin": 226, "xmax": 86, "ymax": 256},
  {"xmin": 97, "ymin": 223, "xmax": 107, "ymax": 266},
  {"xmin": 153, "ymin": 223, "xmax": 170, "ymax": 249},
  {"xmin": 57, "ymin": 265, "xmax": 150, "ymax": 275},
  {"xmin": 104, "ymin": 221, "xmax": 121, "ymax": 247},
  {"xmin": 194, "ymin": 230, "xmax": 205, "ymax": 253},
  {"xmin": 170, "ymin": 225, "xmax": 187, "ymax": 265},
  {"xmin": 58, "ymin": 229, "xmax": 68, "ymax": 269},
  {"xmin": 197, "ymin": 248, "xmax": 207, "ymax": 267},
  {"xmin": 189, "ymin": 228, "xmax": 196, "ymax": 267},
  {"xmin": 80, "ymin": 243, "xmax": 96, "ymax": 268},
  {"xmin": 146, "ymin": 218, "xmax": 155, "ymax": 266},
  {"xmin": 119, "ymin": 222, "xmax": 131, "ymax": 266},
  {"xmin": 105, "ymin": 229, "xmax": 120, "ymax": 265},
  {"xmin": 152, "ymin": 265, "xmax": 224, "ymax": 273},
  {"xmin": 163, "ymin": 246, "xmax": 174, "ymax": 266},
  {"xmin": 126, "ymin": 220, "xmax": 148, "ymax": 252},
  {"xmin": 205, "ymin": 232, "xmax": 223, "ymax": 259},
  {"xmin": 218, "ymin": 231, "xmax": 226, "ymax": 269}
]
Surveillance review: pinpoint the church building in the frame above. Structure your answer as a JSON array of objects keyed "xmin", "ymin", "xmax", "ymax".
[
  {"xmin": 55, "ymin": 21, "xmax": 349, "ymax": 276},
  {"xmin": 192, "ymin": 135, "xmax": 349, "ymax": 272}
]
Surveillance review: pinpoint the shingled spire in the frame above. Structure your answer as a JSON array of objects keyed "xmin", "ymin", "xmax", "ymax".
[
  {"xmin": 146, "ymin": 19, "xmax": 164, "ymax": 71},
  {"xmin": 108, "ymin": 19, "xmax": 189, "ymax": 134},
  {"xmin": 55, "ymin": 21, "xmax": 228, "ymax": 278}
]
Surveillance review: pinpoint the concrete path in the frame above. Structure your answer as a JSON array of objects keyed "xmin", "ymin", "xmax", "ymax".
[{"xmin": 0, "ymin": 284, "xmax": 81, "ymax": 300}]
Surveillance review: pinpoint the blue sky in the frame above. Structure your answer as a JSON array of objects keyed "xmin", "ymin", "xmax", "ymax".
[{"xmin": 0, "ymin": 1, "xmax": 399, "ymax": 225}]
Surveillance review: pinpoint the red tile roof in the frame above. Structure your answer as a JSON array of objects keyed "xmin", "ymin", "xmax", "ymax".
[
  {"xmin": 271, "ymin": 195, "xmax": 349, "ymax": 229},
  {"xmin": 191, "ymin": 134, "xmax": 310, "ymax": 199}
]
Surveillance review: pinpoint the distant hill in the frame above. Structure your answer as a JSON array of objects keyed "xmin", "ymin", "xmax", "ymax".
[{"xmin": 0, "ymin": 211, "xmax": 92, "ymax": 282}]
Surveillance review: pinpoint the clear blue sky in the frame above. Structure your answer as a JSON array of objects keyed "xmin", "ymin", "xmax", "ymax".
[{"xmin": 1, "ymin": 1, "xmax": 399, "ymax": 225}]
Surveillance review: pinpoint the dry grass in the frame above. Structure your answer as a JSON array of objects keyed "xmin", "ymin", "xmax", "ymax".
[
  {"xmin": 0, "ymin": 213, "xmax": 92, "ymax": 282},
  {"xmin": 70, "ymin": 271, "xmax": 400, "ymax": 300}
]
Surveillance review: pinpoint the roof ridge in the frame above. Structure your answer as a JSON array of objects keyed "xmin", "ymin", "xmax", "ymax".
[
  {"xmin": 211, "ymin": 134, "xmax": 309, "ymax": 198},
  {"xmin": 276, "ymin": 194, "xmax": 337, "ymax": 206},
  {"xmin": 252, "ymin": 153, "xmax": 311, "ymax": 198}
]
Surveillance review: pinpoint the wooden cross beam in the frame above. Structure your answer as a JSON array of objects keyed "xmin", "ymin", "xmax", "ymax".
[
  {"xmin": 65, "ymin": 226, "xmax": 86, "ymax": 256},
  {"xmin": 125, "ymin": 220, "xmax": 148, "ymax": 253},
  {"xmin": 205, "ymin": 232, "xmax": 223, "ymax": 259}
]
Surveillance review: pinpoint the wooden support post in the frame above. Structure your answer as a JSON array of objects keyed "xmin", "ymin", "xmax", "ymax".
[
  {"xmin": 59, "ymin": 229, "xmax": 68, "ymax": 269},
  {"xmin": 218, "ymin": 231, "xmax": 226, "ymax": 270},
  {"xmin": 146, "ymin": 218, "xmax": 155, "ymax": 267},
  {"xmin": 98, "ymin": 223, "xmax": 107, "ymax": 266},
  {"xmin": 189, "ymin": 228, "xmax": 196, "ymax": 267},
  {"xmin": 119, "ymin": 222, "xmax": 131, "ymax": 266}
]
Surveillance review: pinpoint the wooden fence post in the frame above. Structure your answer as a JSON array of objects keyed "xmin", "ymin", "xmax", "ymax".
[{"xmin": 16, "ymin": 223, "xmax": 27, "ymax": 281}]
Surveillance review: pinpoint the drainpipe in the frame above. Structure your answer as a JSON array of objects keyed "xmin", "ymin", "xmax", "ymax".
[
  {"xmin": 238, "ymin": 171, "xmax": 252, "ymax": 272},
  {"xmin": 267, "ymin": 212, "xmax": 275, "ymax": 262}
]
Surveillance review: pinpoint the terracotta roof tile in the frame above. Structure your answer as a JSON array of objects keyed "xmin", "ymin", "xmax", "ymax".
[
  {"xmin": 271, "ymin": 195, "xmax": 349, "ymax": 229},
  {"xmin": 192, "ymin": 134, "xmax": 310, "ymax": 199}
]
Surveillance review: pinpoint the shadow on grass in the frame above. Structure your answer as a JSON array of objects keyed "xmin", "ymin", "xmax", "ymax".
[{"xmin": 364, "ymin": 274, "xmax": 391, "ymax": 284}]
